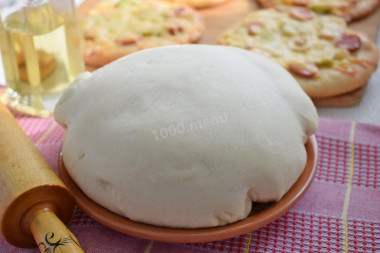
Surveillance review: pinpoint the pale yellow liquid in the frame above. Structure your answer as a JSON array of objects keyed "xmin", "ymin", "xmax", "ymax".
[{"xmin": 0, "ymin": 3, "xmax": 84, "ymax": 117}]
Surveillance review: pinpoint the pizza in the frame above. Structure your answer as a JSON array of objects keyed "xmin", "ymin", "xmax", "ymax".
[
  {"xmin": 216, "ymin": 8, "xmax": 379, "ymax": 98},
  {"xmin": 256, "ymin": 0, "xmax": 380, "ymax": 22},
  {"xmin": 81, "ymin": 0, "xmax": 204, "ymax": 67},
  {"xmin": 162, "ymin": 0, "xmax": 230, "ymax": 9}
]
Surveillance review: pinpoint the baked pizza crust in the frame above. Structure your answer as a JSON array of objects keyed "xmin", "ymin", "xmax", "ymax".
[
  {"xmin": 216, "ymin": 9, "xmax": 379, "ymax": 98},
  {"xmin": 350, "ymin": 0, "xmax": 380, "ymax": 21},
  {"xmin": 83, "ymin": 34, "xmax": 203, "ymax": 67},
  {"xmin": 295, "ymin": 32, "xmax": 379, "ymax": 98},
  {"xmin": 256, "ymin": 0, "xmax": 380, "ymax": 22},
  {"xmin": 81, "ymin": 0, "xmax": 204, "ymax": 67}
]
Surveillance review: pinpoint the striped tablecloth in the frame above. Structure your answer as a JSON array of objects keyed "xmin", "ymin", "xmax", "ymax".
[{"xmin": 1, "ymin": 113, "xmax": 379, "ymax": 253}]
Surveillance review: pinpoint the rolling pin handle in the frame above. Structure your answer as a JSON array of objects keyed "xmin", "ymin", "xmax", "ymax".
[{"xmin": 21, "ymin": 203, "xmax": 84, "ymax": 253}]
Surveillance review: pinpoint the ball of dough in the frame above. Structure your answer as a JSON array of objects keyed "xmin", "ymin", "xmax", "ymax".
[{"xmin": 54, "ymin": 45, "xmax": 318, "ymax": 228}]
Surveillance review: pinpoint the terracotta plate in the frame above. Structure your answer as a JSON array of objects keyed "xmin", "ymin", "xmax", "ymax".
[{"xmin": 58, "ymin": 135, "xmax": 318, "ymax": 243}]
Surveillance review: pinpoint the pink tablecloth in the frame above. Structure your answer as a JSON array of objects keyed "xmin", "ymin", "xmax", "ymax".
[{"xmin": 1, "ymin": 114, "xmax": 379, "ymax": 253}]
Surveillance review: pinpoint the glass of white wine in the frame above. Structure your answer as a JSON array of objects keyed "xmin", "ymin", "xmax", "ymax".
[{"xmin": 0, "ymin": 0, "xmax": 85, "ymax": 117}]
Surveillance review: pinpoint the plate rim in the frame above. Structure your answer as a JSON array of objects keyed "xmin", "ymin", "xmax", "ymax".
[{"xmin": 58, "ymin": 135, "xmax": 318, "ymax": 243}]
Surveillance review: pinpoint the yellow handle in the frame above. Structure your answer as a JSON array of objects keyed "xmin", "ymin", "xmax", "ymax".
[
  {"xmin": 22, "ymin": 203, "xmax": 84, "ymax": 253},
  {"xmin": 31, "ymin": 212, "xmax": 83, "ymax": 253}
]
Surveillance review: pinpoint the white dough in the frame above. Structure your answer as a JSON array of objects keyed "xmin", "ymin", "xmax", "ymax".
[{"xmin": 54, "ymin": 45, "xmax": 318, "ymax": 228}]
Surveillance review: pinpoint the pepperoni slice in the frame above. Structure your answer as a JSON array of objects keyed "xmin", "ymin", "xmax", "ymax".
[
  {"xmin": 289, "ymin": 7, "xmax": 315, "ymax": 21},
  {"xmin": 84, "ymin": 29, "xmax": 98, "ymax": 41},
  {"xmin": 288, "ymin": 62, "xmax": 318, "ymax": 78},
  {"xmin": 115, "ymin": 34, "xmax": 141, "ymax": 46},
  {"xmin": 167, "ymin": 25, "xmax": 184, "ymax": 35},
  {"xmin": 336, "ymin": 34, "xmax": 361, "ymax": 53},
  {"xmin": 84, "ymin": 34, "xmax": 95, "ymax": 41}
]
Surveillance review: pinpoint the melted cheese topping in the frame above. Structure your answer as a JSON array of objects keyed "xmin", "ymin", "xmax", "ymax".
[
  {"xmin": 82, "ymin": 0, "xmax": 202, "ymax": 50},
  {"xmin": 217, "ymin": 9, "xmax": 358, "ymax": 78}
]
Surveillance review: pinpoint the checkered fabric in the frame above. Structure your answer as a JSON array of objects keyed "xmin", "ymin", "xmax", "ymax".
[{"xmin": 1, "ymin": 113, "xmax": 379, "ymax": 252}]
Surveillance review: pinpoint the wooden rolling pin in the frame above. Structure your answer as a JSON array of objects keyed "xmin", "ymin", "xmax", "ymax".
[{"xmin": 0, "ymin": 103, "xmax": 84, "ymax": 252}]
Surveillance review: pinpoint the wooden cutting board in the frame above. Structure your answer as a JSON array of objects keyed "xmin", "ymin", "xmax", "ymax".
[{"xmin": 77, "ymin": 0, "xmax": 380, "ymax": 107}]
